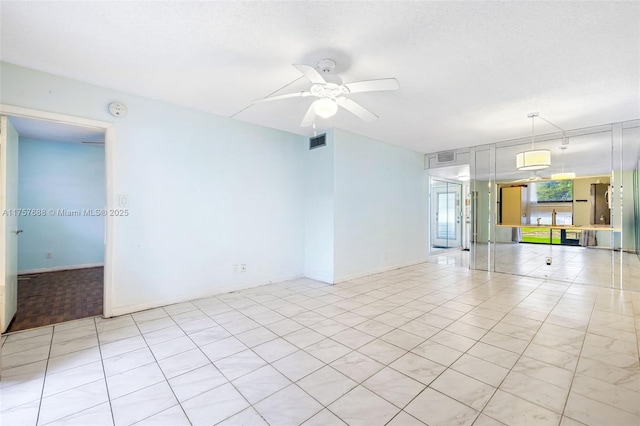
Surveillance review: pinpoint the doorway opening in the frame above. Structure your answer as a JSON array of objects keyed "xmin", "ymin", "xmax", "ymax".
[
  {"xmin": 428, "ymin": 166, "xmax": 471, "ymax": 254},
  {"xmin": 431, "ymin": 179, "xmax": 462, "ymax": 249},
  {"xmin": 1, "ymin": 106, "xmax": 114, "ymax": 333}
]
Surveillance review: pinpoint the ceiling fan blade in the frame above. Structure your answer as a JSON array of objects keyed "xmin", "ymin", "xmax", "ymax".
[
  {"xmin": 253, "ymin": 91, "xmax": 311, "ymax": 104},
  {"xmin": 300, "ymin": 102, "xmax": 317, "ymax": 127},
  {"xmin": 338, "ymin": 98, "xmax": 378, "ymax": 123},
  {"xmin": 518, "ymin": 175, "xmax": 549, "ymax": 182},
  {"xmin": 293, "ymin": 64, "xmax": 326, "ymax": 84},
  {"xmin": 344, "ymin": 78, "xmax": 400, "ymax": 94}
]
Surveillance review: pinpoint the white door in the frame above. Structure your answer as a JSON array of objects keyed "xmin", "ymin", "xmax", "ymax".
[{"xmin": 1, "ymin": 116, "xmax": 19, "ymax": 332}]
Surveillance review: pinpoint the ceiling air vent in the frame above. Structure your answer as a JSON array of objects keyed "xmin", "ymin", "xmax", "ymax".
[
  {"xmin": 309, "ymin": 133, "xmax": 326, "ymax": 150},
  {"xmin": 437, "ymin": 150, "xmax": 456, "ymax": 164}
]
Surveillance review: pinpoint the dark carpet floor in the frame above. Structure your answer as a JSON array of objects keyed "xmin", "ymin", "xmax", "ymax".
[{"xmin": 7, "ymin": 267, "xmax": 103, "ymax": 333}]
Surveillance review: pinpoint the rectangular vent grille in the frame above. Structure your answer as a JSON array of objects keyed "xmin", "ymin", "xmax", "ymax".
[
  {"xmin": 437, "ymin": 150, "xmax": 456, "ymax": 163},
  {"xmin": 309, "ymin": 134, "xmax": 326, "ymax": 150}
]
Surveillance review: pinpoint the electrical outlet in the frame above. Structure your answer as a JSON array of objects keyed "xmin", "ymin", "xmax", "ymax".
[
  {"xmin": 232, "ymin": 264, "xmax": 239, "ymax": 274},
  {"xmin": 545, "ymin": 257, "xmax": 552, "ymax": 265},
  {"xmin": 118, "ymin": 194, "xmax": 129, "ymax": 207},
  {"xmin": 241, "ymin": 264, "xmax": 247, "ymax": 273},
  {"xmin": 45, "ymin": 252, "xmax": 53, "ymax": 259}
]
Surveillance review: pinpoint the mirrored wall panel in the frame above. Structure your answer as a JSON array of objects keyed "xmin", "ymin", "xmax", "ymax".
[
  {"xmin": 429, "ymin": 119, "xmax": 640, "ymax": 290},
  {"xmin": 489, "ymin": 120, "xmax": 639, "ymax": 289}
]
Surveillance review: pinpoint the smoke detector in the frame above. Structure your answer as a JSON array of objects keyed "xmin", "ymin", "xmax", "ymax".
[{"xmin": 108, "ymin": 102, "xmax": 127, "ymax": 117}]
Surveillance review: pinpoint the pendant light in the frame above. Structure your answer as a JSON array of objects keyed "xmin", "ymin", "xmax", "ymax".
[
  {"xmin": 551, "ymin": 146, "xmax": 575, "ymax": 180},
  {"xmin": 516, "ymin": 112, "xmax": 551, "ymax": 171}
]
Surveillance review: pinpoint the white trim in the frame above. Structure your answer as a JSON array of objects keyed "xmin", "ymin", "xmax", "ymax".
[
  {"xmin": 0, "ymin": 104, "xmax": 115, "ymax": 319},
  {"xmin": 0, "ymin": 105, "xmax": 111, "ymax": 129},
  {"xmin": 303, "ymin": 273, "xmax": 335, "ymax": 284},
  {"xmin": 332, "ymin": 259, "xmax": 430, "ymax": 284},
  {"xmin": 109, "ymin": 274, "xmax": 303, "ymax": 318},
  {"xmin": 18, "ymin": 263, "xmax": 104, "ymax": 275},
  {"xmin": 103, "ymin": 126, "xmax": 115, "ymax": 318}
]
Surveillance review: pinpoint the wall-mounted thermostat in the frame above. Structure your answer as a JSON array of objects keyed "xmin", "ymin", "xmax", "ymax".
[{"xmin": 108, "ymin": 102, "xmax": 127, "ymax": 117}]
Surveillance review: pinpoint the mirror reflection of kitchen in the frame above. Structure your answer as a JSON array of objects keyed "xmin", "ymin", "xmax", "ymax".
[
  {"xmin": 488, "ymin": 121, "xmax": 640, "ymax": 290},
  {"xmin": 432, "ymin": 120, "xmax": 639, "ymax": 290},
  {"xmin": 498, "ymin": 175, "xmax": 611, "ymax": 245},
  {"xmin": 590, "ymin": 181, "xmax": 610, "ymax": 225}
]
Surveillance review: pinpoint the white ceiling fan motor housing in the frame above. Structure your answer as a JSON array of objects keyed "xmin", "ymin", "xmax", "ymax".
[
  {"xmin": 317, "ymin": 58, "xmax": 336, "ymax": 73},
  {"xmin": 310, "ymin": 83, "xmax": 346, "ymax": 98}
]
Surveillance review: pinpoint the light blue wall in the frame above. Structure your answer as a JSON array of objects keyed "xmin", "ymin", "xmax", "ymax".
[
  {"xmin": 1, "ymin": 61, "xmax": 431, "ymax": 312},
  {"xmin": 333, "ymin": 129, "xmax": 429, "ymax": 281},
  {"xmin": 303, "ymin": 130, "xmax": 334, "ymax": 283},
  {"xmin": 18, "ymin": 138, "xmax": 106, "ymax": 272},
  {"xmin": 1, "ymin": 61, "xmax": 306, "ymax": 315}
]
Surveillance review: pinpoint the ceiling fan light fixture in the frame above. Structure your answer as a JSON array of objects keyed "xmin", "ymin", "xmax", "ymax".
[
  {"xmin": 516, "ymin": 149, "xmax": 551, "ymax": 171},
  {"xmin": 259, "ymin": 60, "xmax": 399, "ymax": 126},
  {"xmin": 314, "ymin": 98, "xmax": 338, "ymax": 118}
]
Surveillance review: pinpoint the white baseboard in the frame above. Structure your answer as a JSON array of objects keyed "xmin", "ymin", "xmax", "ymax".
[
  {"xmin": 303, "ymin": 272, "xmax": 335, "ymax": 284},
  {"xmin": 333, "ymin": 258, "xmax": 429, "ymax": 284},
  {"xmin": 108, "ymin": 273, "xmax": 303, "ymax": 318},
  {"xmin": 19, "ymin": 263, "xmax": 104, "ymax": 275}
]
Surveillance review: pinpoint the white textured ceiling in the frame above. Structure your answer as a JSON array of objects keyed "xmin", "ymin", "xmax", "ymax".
[{"xmin": 1, "ymin": 1, "xmax": 638, "ymax": 154}]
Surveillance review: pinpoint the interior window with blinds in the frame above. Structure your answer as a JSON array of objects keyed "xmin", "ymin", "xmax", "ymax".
[{"xmin": 528, "ymin": 180, "xmax": 573, "ymax": 225}]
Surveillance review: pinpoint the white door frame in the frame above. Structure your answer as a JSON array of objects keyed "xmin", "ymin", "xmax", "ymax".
[
  {"xmin": 0, "ymin": 104, "xmax": 115, "ymax": 318},
  {"xmin": 430, "ymin": 177, "xmax": 463, "ymax": 250}
]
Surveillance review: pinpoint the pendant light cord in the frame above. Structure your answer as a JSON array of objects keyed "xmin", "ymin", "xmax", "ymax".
[
  {"xmin": 531, "ymin": 115, "xmax": 535, "ymax": 150},
  {"xmin": 537, "ymin": 115, "xmax": 567, "ymax": 142},
  {"xmin": 527, "ymin": 112, "xmax": 568, "ymax": 146}
]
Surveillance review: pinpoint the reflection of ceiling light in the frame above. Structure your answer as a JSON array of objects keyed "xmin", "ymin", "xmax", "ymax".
[
  {"xmin": 457, "ymin": 174, "xmax": 470, "ymax": 181},
  {"xmin": 551, "ymin": 146, "xmax": 575, "ymax": 180},
  {"xmin": 516, "ymin": 112, "xmax": 551, "ymax": 171},
  {"xmin": 314, "ymin": 98, "xmax": 338, "ymax": 118},
  {"xmin": 551, "ymin": 172, "xmax": 576, "ymax": 180}
]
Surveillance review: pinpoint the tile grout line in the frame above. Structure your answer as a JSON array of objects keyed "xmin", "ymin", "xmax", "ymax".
[
  {"xmin": 34, "ymin": 327, "xmax": 54, "ymax": 426},
  {"xmin": 378, "ymin": 274, "xmax": 571, "ymax": 424},
  {"xmin": 189, "ymin": 280, "xmax": 432, "ymax": 423},
  {"xmin": 34, "ymin": 319, "xmax": 108, "ymax": 425},
  {"xmin": 378, "ymin": 277, "xmax": 522, "ymax": 425},
  {"xmin": 250, "ymin": 271, "xmax": 486, "ymax": 424},
  {"xmin": 558, "ymin": 287, "xmax": 614, "ymax": 423},
  {"xmin": 479, "ymin": 277, "xmax": 595, "ymax": 425},
  {"xmin": 5, "ymin": 256, "xmax": 638, "ymax": 426},
  {"xmin": 93, "ymin": 316, "xmax": 117, "ymax": 426},
  {"xmin": 128, "ymin": 308, "xmax": 195, "ymax": 425}
]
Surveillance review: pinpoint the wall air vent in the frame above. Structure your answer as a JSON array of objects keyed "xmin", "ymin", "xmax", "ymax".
[
  {"xmin": 437, "ymin": 150, "xmax": 456, "ymax": 164},
  {"xmin": 309, "ymin": 133, "xmax": 326, "ymax": 150}
]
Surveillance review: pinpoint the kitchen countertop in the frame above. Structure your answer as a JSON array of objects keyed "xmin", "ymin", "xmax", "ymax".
[{"xmin": 496, "ymin": 224, "xmax": 621, "ymax": 231}]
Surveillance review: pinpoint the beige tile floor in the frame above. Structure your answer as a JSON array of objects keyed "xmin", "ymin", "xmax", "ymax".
[{"xmin": 1, "ymin": 256, "xmax": 639, "ymax": 425}]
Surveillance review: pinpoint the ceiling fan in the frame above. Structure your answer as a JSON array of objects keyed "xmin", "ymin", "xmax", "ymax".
[{"xmin": 253, "ymin": 58, "xmax": 400, "ymax": 127}]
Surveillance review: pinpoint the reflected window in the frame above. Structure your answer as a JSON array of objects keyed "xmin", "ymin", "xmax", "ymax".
[{"xmin": 528, "ymin": 180, "xmax": 573, "ymax": 225}]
